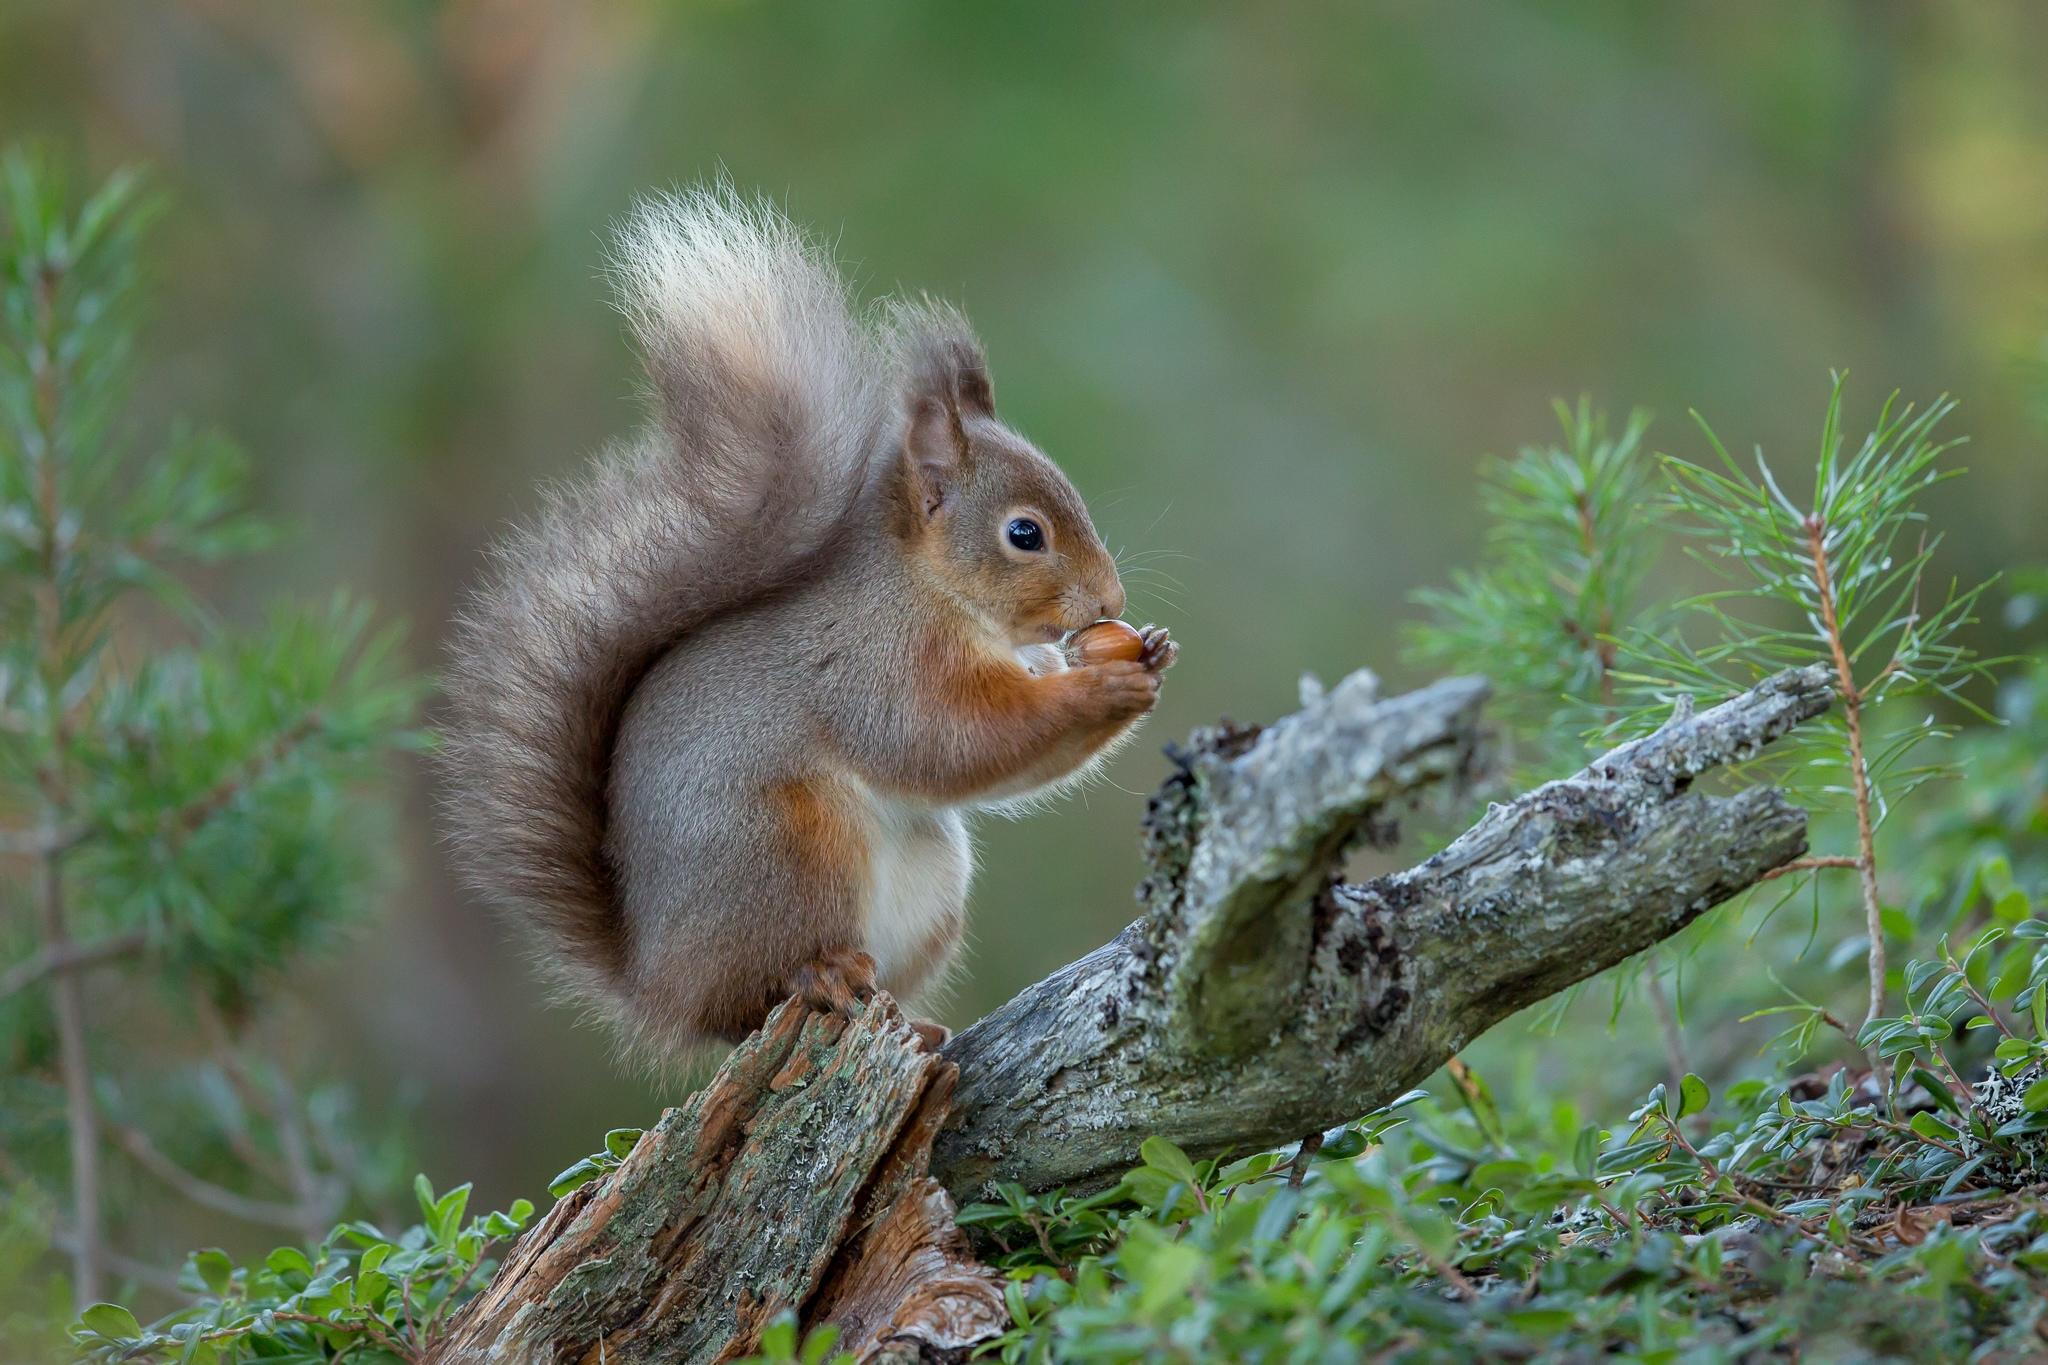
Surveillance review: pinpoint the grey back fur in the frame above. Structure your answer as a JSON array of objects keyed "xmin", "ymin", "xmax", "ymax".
[{"xmin": 440, "ymin": 186, "xmax": 919, "ymax": 1012}]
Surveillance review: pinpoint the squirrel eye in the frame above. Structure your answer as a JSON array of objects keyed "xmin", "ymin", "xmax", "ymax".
[{"xmin": 1005, "ymin": 517, "xmax": 1045, "ymax": 553}]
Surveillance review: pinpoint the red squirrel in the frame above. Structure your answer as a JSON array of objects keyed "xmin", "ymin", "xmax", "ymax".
[{"xmin": 442, "ymin": 188, "xmax": 1175, "ymax": 1062}]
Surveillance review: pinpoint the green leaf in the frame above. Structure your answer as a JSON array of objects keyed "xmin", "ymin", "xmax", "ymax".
[
  {"xmin": 77, "ymin": 1303, "xmax": 142, "ymax": 1340},
  {"xmin": 1909, "ymin": 1067, "xmax": 1959, "ymax": 1112},
  {"xmin": 1133, "ymin": 1237, "xmax": 1205, "ymax": 1315},
  {"xmin": 1677, "ymin": 1073, "xmax": 1711, "ymax": 1119},
  {"xmin": 548, "ymin": 1157, "xmax": 606, "ymax": 1198},
  {"xmin": 2024, "ymin": 1075, "xmax": 2048, "ymax": 1113},
  {"xmin": 192, "ymin": 1248, "xmax": 234, "ymax": 1295},
  {"xmin": 1573, "ymin": 1124, "xmax": 1600, "ymax": 1178},
  {"xmin": 266, "ymin": 1247, "xmax": 315, "ymax": 1280},
  {"xmin": 1503, "ymin": 1308, "xmax": 1575, "ymax": 1334},
  {"xmin": 799, "ymin": 1322, "xmax": 844, "ymax": 1365},
  {"xmin": 757, "ymin": 1313, "xmax": 798, "ymax": 1357},
  {"xmin": 433, "ymin": 1183, "xmax": 473, "ymax": 1241},
  {"xmin": 1910, "ymin": 1111, "xmax": 1960, "ymax": 1142},
  {"xmin": 1316, "ymin": 1130, "xmax": 1368, "ymax": 1161},
  {"xmin": 1138, "ymin": 1136, "xmax": 1201, "ymax": 1187},
  {"xmin": 1118, "ymin": 1168, "xmax": 1186, "ymax": 1216},
  {"xmin": 1402, "ymin": 1205, "xmax": 1459, "ymax": 1260},
  {"xmin": 355, "ymin": 1269, "xmax": 391, "ymax": 1308},
  {"xmin": 604, "ymin": 1127, "xmax": 645, "ymax": 1159}
]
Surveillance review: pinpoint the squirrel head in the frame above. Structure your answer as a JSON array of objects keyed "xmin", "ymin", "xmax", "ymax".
[{"xmin": 889, "ymin": 305, "xmax": 1123, "ymax": 646}]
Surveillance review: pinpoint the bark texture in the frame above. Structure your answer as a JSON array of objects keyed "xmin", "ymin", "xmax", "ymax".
[
  {"xmin": 933, "ymin": 664, "xmax": 1833, "ymax": 1195},
  {"xmin": 439, "ymin": 663, "xmax": 1832, "ymax": 1362},
  {"xmin": 430, "ymin": 998, "xmax": 1003, "ymax": 1364}
]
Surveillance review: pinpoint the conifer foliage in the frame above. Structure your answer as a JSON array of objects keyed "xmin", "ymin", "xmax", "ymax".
[{"xmin": 1, "ymin": 151, "xmax": 424, "ymax": 1343}]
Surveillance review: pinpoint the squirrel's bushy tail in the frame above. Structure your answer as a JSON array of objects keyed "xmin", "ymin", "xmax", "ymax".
[{"xmin": 441, "ymin": 186, "xmax": 887, "ymax": 1009}]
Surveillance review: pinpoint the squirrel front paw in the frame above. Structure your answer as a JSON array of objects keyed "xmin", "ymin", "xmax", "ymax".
[
  {"xmin": 1071, "ymin": 625, "xmax": 1175, "ymax": 722},
  {"xmin": 1073, "ymin": 658, "xmax": 1164, "ymax": 721}
]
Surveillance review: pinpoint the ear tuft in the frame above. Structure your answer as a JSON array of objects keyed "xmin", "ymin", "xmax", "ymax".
[{"xmin": 889, "ymin": 297, "xmax": 994, "ymax": 422}]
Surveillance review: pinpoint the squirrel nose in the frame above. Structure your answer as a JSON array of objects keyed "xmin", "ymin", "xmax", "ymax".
[{"xmin": 1098, "ymin": 585, "xmax": 1127, "ymax": 622}]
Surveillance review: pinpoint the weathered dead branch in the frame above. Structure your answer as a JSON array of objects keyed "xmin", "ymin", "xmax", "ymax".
[{"xmin": 936, "ymin": 665, "xmax": 1831, "ymax": 1195}]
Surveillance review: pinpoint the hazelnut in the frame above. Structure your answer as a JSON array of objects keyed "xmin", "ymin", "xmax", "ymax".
[{"xmin": 1069, "ymin": 619, "xmax": 1144, "ymax": 665}]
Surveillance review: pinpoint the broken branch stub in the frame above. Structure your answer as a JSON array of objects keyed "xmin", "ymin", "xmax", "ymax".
[
  {"xmin": 1147, "ymin": 671, "xmax": 1491, "ymax": 1049},
  {"xmin": 429, "ymin": 999, "xmax": 1003, "ymax": 1364}
]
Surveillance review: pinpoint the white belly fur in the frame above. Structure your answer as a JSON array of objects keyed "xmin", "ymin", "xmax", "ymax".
[{"xmin": 854, "ymin": 783, "xmax": 972, "ymax": 989}]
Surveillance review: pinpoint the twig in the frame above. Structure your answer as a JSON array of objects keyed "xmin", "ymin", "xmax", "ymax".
[
  {"xmin": 425, "ymin": 1244, "xmax": 502, "ymax": 1338},
  {"xmin": 268, "ymin": 1310, "xmax": 413, "ymax": 1361},
  {"xmin": 107, "ymin": 1122, "xmax": 321, "ymax": 1231},
  {"xmin": 157, "ymin": 714, "xmax": 324, "ymax": 848},
  {"xmin": 1386, "ymin": 1205, "xmax": 1475, "ymax": 1301},
  {"xmin": 1662, "ymin": 1118, "xmax": 1888, "ymax": 1258},
  {"xmin": 194, "ymin": 999, "xmax": 297, "ymax": 1188},
  {"xmin": 30, "ymin": 249, "xmax": 104, "ymax": 1309},
  {"xmin": 0, "ymin": 930, "xmax": 148, "ymax": 1002},
  {"xmin": 1757, "ymin": 855, "xmax": 1862, "ymax": 883},
  {"xmin": 0, "ymin": 822, "xmax": 89, "ymax": 857},
  {"xmin": 1444, "ymin": 1057, "xmax": 1502, "ymax": 1149},
  {"xmin": 1805, "ymin": 514, "xmax": 1887, "ymax": 1045},
  {"xmin": 400, "ymin": 1269, "xmax": 421, "ymax": 1349},
  {"xmin": 1941, "ymin": 946, "xmax": 2016, "ymax": 1041},
  {"xmin": 191, "ymin": 1001, "xmax": 346, "ymax": 1238},
  {"xmin": 262, "ymin": 1046, "xmax": 337, "ymax": 1245},
  {"xmin": 35, "ymin": 729, "xmax": 101, "ymax": 1310},
  {"xmin": 1287, "ymin": 1132, "xmax": 1324, "ymax": 1189},
  {"xmin": 45, "ymin": 1225, "xmax": 182, "ymax": 1295},
  {"xmin": 1641, "ymin": 954, "xmax": 1690, "ymax": 1098}
]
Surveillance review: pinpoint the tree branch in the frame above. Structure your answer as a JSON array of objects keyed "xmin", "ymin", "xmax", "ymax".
[
  {"xmin": 934, "ymin": 664, "xmax": 1832, "ymax": 1195},
  {"xmin": 0, "ymin": 930, "xmax": 148, "ymax": 1002},
  {"xmin": 45, "ymin": 1226, "xmax": 184, "ymax": 1296},
  {"xmin": 107, "ymin": 1122, "xmax": 330, "ymax": 1233}
]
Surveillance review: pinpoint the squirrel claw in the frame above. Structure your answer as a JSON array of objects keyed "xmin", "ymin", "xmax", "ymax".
[
  {"xmin": 1136, "ymin": 625, "xmax": 1178, "ymax": 672},
  {"xmin": 791, "ymin": 947, "xmax": 878, "ymax": 1019}
]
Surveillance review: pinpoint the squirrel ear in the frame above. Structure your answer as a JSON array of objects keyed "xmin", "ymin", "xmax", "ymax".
[
  {"xmin": 891, "ymin": 300, "xmax": 993, "ymax": 523},
  {"xmin": 902, "ymin": 393, "xmax": 965, "ymax": 521}
]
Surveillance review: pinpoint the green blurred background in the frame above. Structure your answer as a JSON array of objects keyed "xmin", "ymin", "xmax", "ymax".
[{"xmin": 4, "ymin": 0, "xmax": 2044, "ymax": 1228}]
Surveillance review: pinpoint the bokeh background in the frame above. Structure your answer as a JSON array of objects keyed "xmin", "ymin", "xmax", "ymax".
[{"xmin": 4, "ymin": 0, "xmax": 2044, "ymax": 1241}]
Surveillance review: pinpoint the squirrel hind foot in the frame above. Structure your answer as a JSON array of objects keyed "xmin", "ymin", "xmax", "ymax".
[
  {"xmin": 907, "ymin": 1018, "xmax": 951, "ymax": 1052},
  {"xmin": 789, "ymin": 946, "xmax": 878, "ymax": 1018}
]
